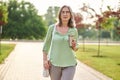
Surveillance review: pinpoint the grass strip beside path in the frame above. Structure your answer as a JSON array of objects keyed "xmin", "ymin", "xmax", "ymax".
[
  {"xmin": 0, "ymin": 44, "xmax": 16, "ymax": 63},
  {"xmin": 76, "ymin": 45, "xmax": 120, "ymax": 80}
]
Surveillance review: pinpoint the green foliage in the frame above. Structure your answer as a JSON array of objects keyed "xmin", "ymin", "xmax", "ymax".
[
  {"xmin": 0, "ymin": 2, "xmax": 8, "ymax": 25},
  {"xmin": 2, "ymin": 0, "xmax": 47, "ymax": 40},
  {"xmin": 101, "ymin": 17, "xmax": 117, "ymax": 30},
  {"xmin": 77, "ymin": 26, "xmax": 98, "ymax": 40},
  {"xmin": 44, "ymin": 6, "xmax": 60, "ymax": 26},
  {"xmin": 112, "ymin": 19, "xmax": 120, "ymax": 40},
  {"xmin": 100, "ymin": 17, "xmax": 120, "ymax": 40},
  {"xmin": 101, "ymin": 30, "xmax": 110, "ymax": 39}
]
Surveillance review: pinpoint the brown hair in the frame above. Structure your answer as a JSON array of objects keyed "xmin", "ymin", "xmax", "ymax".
[{"xmin": 57, "ymin": 5, "xmax": 75, "ymax": 28}]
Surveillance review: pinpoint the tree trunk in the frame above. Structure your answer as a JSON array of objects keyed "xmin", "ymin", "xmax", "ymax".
[
  {"xmin": 0, "ymin": 26, "xmax": 2, "ymax": 55},
  {"xmin": 97, "ymin": 28, "xmax": 101, "ymax": 56}
]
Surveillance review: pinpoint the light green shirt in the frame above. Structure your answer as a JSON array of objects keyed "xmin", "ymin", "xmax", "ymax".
[{"xmin": 43, "ymin": 24, "xmax": 79, "ymax": 67}]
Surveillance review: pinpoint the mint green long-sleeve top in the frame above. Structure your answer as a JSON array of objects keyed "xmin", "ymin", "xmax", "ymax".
[{"xmin": 43, "ymin": 24, "xmax": 78, "ymax": 67}]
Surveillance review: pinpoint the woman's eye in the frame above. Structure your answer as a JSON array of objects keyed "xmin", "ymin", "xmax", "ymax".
[{"xmin": 62, "ymin": 11, "xmax": 70, "ymax": 14}]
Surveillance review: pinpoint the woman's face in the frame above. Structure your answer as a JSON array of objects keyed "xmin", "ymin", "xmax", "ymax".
[{"xmin": 60, "ymin": 7, "xmax": 71, "ymax": 22}]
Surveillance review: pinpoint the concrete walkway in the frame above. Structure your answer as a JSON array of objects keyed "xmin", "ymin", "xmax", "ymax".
[{"xmin": 0, "ymin": 42, "xmax": 113, "ymax": 80}]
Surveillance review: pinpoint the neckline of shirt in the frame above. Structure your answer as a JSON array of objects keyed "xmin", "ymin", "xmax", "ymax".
[{"xmin": 54, "ymin": 25, "xmax": 70, "ymax": 36}]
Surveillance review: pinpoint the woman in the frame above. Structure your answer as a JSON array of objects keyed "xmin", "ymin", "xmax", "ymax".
[{"xmin": 43, "ymin": 5, "xmax": 79, "ymax": 80}]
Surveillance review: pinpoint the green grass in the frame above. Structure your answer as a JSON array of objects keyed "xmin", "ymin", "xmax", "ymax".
[
  {"xmin": 0, "ymin": 44, "xmax": 16, "ymax": 63},
  {"xmin": 76, "ymin": 45, "xmax": 120, "ymax": 80}
]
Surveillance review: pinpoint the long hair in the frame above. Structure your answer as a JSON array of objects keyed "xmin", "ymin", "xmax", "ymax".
[{"xmin": 57, "ymin": 5, "xmax": 75, "ymax": 28}]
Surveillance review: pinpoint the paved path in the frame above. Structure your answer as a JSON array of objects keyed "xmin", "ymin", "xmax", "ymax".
[{"xmin": 0, "ymin": 42, "xmax": 113, "ymax": 80}]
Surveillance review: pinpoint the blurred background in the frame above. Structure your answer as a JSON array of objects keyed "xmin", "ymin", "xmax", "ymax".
[{"xmin": 0, "ymin": 0, "xmax": 120, "ymax": 42}]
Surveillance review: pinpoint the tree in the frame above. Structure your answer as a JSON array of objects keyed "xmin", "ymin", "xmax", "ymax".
[
  {"xmin": 0, "ymin": 1, "xmax": 8, "ymax": 55},
  {"xmin": 74, "ymin": 12, "xmax": 84, "ymax": 29},
  {"xmin": 79, "ymin": 2, "xmax": 120, "ymax": 56},
  {"xmin": 44, "ymin": 6, "xmax": 60, "ymax": 26},
  {"xmin": 2, "ymin": 0, "xmax": 46, "ymax": 40},
  {"xmin": 0, "ymin": 1, "xmax": 8, "ymax": 26}
]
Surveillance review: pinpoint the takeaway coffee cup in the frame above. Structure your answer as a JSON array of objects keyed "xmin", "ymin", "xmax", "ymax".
[{"xmin": 69, "ymin": 35, "xmax": 74, "ymax": 47}]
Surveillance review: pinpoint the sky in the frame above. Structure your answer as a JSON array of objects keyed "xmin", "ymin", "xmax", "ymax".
[{"xmin": 22, "ymin": 0, "xmax": 119, "ymax": 15}]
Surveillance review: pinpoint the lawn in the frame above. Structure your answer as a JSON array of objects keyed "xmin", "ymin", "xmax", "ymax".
[
  {"xmin": 76, "ymin": 44, "xmax": 120, "ymax": 80},
  {"xmin": 0, "ymin": 44, "xmax": 16, "ymax": 63}
]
